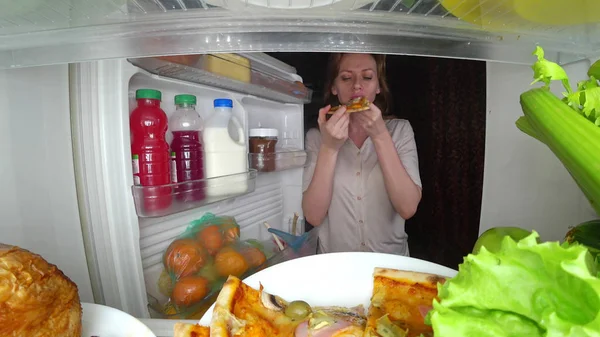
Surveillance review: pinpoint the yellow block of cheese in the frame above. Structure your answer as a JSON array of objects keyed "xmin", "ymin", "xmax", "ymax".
[{"xmin": 201, "ymin": 54, "xmax": 251, "ymax": 83}]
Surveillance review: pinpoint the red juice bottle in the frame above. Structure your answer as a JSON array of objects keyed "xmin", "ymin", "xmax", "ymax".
[
  {"xmin": 130, "ymin": 89, "xmax": 172, "ymax": 213},
  {"xmin": 169, "ymin": 94, "xmax": 205, "ymax": 202}
]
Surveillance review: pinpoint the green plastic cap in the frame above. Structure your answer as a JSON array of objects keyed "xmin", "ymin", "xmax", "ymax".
[
  {"xmin": 136, "ymin": 89, "xmax": 162, "ymax": 100},
  {"xmin": 175, "ymin": 94, "xmax": 197, "ymax": 105}
]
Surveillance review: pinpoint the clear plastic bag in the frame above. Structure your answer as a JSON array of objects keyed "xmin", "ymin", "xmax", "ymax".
[{"xmin": 160, "ymin": 212, "xmax": 271, "ymax": 310}]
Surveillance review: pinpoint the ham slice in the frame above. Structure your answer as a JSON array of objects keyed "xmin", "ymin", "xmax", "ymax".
[
  {"xmin": 294, "ymin": 320, "xmax": 354, "ymax": 337},
  {"xmin": 418, "ymin": 305, "xmax": 433, "ymax": 319}
]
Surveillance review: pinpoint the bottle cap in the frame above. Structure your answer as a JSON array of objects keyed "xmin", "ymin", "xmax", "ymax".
[
  {"xmin": 214, "ymin": 98, "xmax": 233, "ymax": 108},
  {"xmin": 175, "ymin": 94, "xmax": 197, "ymax": 105},
  {"xmin": 249, "ymin": 128, "xmax": 279, "ymax": 138},
  {"xmin": 136, "ymin": 89, "xmax": 161, "ymax": 100}
]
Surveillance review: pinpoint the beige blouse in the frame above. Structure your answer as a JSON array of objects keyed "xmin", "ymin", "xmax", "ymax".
[{"xmin": 302, "ymin": 119, "xmax": 422, "ymax": 256}]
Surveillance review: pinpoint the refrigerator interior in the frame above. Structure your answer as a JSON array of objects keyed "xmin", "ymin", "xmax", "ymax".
[
  {"xmin": 70, "ymin": 54, "xmax": 312, "ymax": 320},
  {"xmin": 2, "ymin": 0, "xmax": 600, "ymax": 334}
]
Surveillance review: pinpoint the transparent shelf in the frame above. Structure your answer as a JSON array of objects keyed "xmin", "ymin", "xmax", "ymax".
[
  {"xmin": 0, "ymin": 0, "xmax": 598, "ymax": 69},
  {"xmin": 131, "ymin": 170, "xmax": 257, "ymax": 218},
  {"xmin": 249, "ymin": 150, "xmax": 309, "ymax": 173},
  {"xmin": 128, "ymin": 54, "xmax": 312, "ymax": 104}
]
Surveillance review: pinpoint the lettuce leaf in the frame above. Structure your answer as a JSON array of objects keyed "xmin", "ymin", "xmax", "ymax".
[{"xmin": 426, "ymin": 232, "xmax": 600, "ymax": 336}]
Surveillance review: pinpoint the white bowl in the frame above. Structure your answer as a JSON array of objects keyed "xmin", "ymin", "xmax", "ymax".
[{"xmin": 81, "ymin": 302, "xmax": 157, "ymax": 337}]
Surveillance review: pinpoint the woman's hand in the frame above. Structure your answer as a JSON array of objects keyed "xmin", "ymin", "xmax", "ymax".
[
  {"xmin": 354, "ymin": 103, "xmax": 388, "ymax": 140},
  {"xmin": 318, "ymin": 105, "xmax": 349, "ymax": 151}
]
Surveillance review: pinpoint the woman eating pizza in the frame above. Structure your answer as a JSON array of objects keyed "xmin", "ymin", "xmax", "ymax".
[{"xmin": 302, "ymin": 53, "xmax": 422, "ymax": 256}]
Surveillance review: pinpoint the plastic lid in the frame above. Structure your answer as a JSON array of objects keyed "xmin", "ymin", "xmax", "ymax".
[
  {"xmin": 136, "ymin": 89, "xmax": 161, "ymax": 100},
  {"xmin": 249, "ymin": 128, "xmax": 279, "ymax": 138},
  {"xmin": 175, "ymin": 94, "xmax": 197, "ymax": 105},
  {"xmin": 214, "ymin": 98, "xmax": 233, "ymax": 108}
]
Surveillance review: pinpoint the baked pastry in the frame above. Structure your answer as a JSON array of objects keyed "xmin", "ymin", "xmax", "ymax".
[{"xmin": 0, "ymin": 243, "xmax": 82, "ymax": 337}]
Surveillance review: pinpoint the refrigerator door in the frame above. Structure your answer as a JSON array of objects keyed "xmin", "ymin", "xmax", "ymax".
[
  {"xmin": 70, "ymin": 60, "xmax": 149, "ymax": 317},
  {"xmin": 71, "ymin": 55, "xmax": 308, "ymax": 320},
  {"xmin": 0, "ymin": 64, "xmax": 94, "ymax": 303}
]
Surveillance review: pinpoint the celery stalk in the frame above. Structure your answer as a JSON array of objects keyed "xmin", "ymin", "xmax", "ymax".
[
  {"xmin": 515, "ymin": 116, "xmax": 545, "ymax": 144},
  {"xmin": 520, "ymin": 88, "xmax": 600, "ymax": 215}
]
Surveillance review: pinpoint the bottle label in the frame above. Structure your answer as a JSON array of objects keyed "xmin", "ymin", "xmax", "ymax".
[
  {"xmin": 170, "ymin": 152, "xmax": 178, "ymax": 183},
  {"xmin": 132, "ymin": 154, "xmax": 141, "ymax": 185}
]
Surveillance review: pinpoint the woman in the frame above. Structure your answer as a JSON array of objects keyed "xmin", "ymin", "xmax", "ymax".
[{"xmin": 302, "ymin": 53, "xmax": 422, "ymax": 256}]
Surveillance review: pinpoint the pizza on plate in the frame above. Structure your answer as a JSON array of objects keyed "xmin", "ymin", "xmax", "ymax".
[
  {"xmin": 174, "ymin": 275, "xmax": 366, "ymax": 337},
  {"xmin": 174, "ymin": 267, "xmax": 447, "ymax": 337},
  {"xmin": 328, "ymin": 97, "xmax": 371, "ymax": 114},
  {"xmin": 173, "ymin": 322, "xmax": 210, "ymax": 337},
  {"xmin": 365, "ymin": 268, "xmax": 448, "ymax": 337}
]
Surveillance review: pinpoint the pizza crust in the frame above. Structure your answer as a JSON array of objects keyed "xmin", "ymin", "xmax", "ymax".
[
  {"xmin": 173, "ymin": 322, "xmax": 210, "ymax": 337},
  {"xmin": 210, "ymin": 276, "xmax": 247, "ymax": 337},
  {"xmin": 367, "ymin": 268, "xmax": 448, "ymax": 337},
  {"xmin": 373, "ymin": 268, "xmax": 447, "ymax": 287}
]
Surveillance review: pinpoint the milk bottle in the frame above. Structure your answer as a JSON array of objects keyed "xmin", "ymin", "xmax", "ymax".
[{"xmin": 203, "ymin": 98, "xmax": 248, "ymax": 197}]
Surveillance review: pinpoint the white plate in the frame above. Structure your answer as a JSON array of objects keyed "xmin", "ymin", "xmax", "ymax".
[
  {"xmin": 81, "ymin": 302, "xmax": 157, "ymax": 337},
  {"xmin": 199, "ymin": 252, "xmax": 457, "ymax": 325}
]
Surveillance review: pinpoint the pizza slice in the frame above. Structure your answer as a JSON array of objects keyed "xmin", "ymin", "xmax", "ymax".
[
  {"xmin": 365, "ymin": 268, "xmax": 448, "ymax": 337},
  {"xmin": 209, "ymin": 275, "xmax": 366, "ymax": 337},
  {"xmin": 173, "ymin": 322, "xmax": 210, "ymax": 337},
  {"xmin": 328, "ymin": 97, "xmax": 371, "ymax": 114}
]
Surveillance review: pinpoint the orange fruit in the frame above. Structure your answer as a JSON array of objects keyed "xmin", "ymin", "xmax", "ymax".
[
  {"xmin": 171, "ymin": 275, "xmax": 209, "ymax": 307},
  {"xmin": 223, "ymin": 226, "xmax": 240, "ymax": 244},
  {"xmin": 197, "ymin": 225, "xmax": 224, "ymax": 255},
  {"xmin": 164, "ymin": 239, "xmax": 208, "ymax": 278},
  {"xmin": 241, "ymin": 247, "xmax": 266, "ymax": 268},
  {"xmin": 214, "ymin": 249, "xmax": 249, "ymax": 278}
]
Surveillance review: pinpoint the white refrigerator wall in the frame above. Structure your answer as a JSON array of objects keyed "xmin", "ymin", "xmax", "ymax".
[
  {"xmin": 0, "ymin": 64, "xmax": 94, "ymax": 303},
  {"xmin": 480, "ymin": 60, "xmax": 598, "ymax": 241}
]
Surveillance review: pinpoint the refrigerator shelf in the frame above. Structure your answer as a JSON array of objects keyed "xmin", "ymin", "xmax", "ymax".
[
  {"xmin": 131, "ymin": 170, "xmax": 258, "ymax": 218},
  {"xmin": 0, "ymin": 0, "xmax": 598, "ymax": 69},
  {"xmin": 128, "ymin": 55, "xmax": 312, "ymax": 104},
  {"xmin": 249, "ymin": 150, "xmax": 309, "ymax": 173}
]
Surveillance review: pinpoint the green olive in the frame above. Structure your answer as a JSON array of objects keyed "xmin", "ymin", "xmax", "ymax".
[{"xmin": 284, "ymin": 300, "xmax": 312, "ymax": 320}]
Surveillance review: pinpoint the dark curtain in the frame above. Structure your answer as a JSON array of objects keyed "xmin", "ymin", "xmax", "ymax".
[
  {"xmin": 268, "ymin": 53, "xmax": 486, "ymax": 270},
  {"xmin": 391, "ymin": 57, "xmax": 486, "ymax": 270}
]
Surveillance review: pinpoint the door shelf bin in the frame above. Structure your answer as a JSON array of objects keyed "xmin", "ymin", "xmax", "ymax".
[
  {"xmin": 146, "ymin": 227, "xmax": 319, "ymax": 320},
  {"xmin": 131, "ymin": 170, "xmax": 257, "ymax": 218},
  {"xmin": 249, "ymin": 150, "xmax": 309, "ymax": 173}
]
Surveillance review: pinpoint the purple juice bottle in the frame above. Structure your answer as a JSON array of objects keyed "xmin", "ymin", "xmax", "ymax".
[{"xmin": 169, "ymin": 94, "xmax": 205, "ymax": 202}]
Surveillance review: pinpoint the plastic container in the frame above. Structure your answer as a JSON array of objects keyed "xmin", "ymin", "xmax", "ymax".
[
  {"xmin": 249, "ymin": 127, "xmax": 278, "ymax": 172},
  {"xmin": 131, "ymin": 170, "xmax": 258, "ymax": 218},
  {"xmin": 203, "ymin": 99, "xmax": 248, "ymax": 197},
  {"xmin": 130, "ymin": 89, "xmax": 172, "ymax": 213},
  {"xmin": 439, "ymin": 0, "xmax": 600, "ymax": 29},
  {"xmin": 127, "ymin": 55, "xmax": 313, "ymax": 104},
  {"xmin": 169, "ymin": 94, "xmax": 205, "ymax": 202}
]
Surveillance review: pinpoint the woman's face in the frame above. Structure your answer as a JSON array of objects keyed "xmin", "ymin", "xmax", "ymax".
[{"xmin": 331, "ymin": 53, "xmax": 380, "ymax": 105}]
